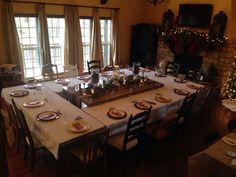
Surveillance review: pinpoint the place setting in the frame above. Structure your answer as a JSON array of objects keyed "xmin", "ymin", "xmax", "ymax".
[
  {"xmin": 23, "ymin": 100, "xmax": 45, "ymax": 108},
  {"xmin": 133, "ymin": 101, "xmax": 152, "ymax": 110},
  {"xmin": 186, "ymin": 83, "xmax": 203, "ymax": 90},
  {"xmin": 77, "ymin": 75, "xmax": 91, "ymax": 81},
  {"xmin": 65, "ymin": 119, "xmax": 90, "ymax": 134},
  {"xmin": 107, "ymin": 108, "xmax": 127, "ymax": 119},
  {"xmin": 172, "ymin": 78, "xmax": 187, "ymax": 83},
  {"xmin": 54, "ymin": 78, "xmax": 70, "ymax": 85},
  {"xmin": 10, "ymin": 90, "xmax": 29, "ymax": 97},
  {"xmin": 24, "ymin": 83, "xmax": 42, "ymax": 89},
  {"xmin": 153, "ymin": 72, "xmax": 166, "ymax": 77},
  {"xmin": 155, "ymin": 94, "xmax": 172, "ymax": 103},
  {"xmin": 36, "ymin": 111, "xmax": 60, "ymax": 121},
  {"xmin": 173, "ymin": 88, "xmax": 189, "ymax": 96}
]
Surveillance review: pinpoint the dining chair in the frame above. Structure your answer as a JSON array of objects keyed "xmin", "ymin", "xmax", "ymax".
[
  {"xmin": 185, "ymin": 69, "xmax": 202, "ymax": 82},
  {"xmin": 204, "ymin": 130, "xmax": 221, "ymax": 148},
  {"xmin": 64, "ymin": 64, "xmax": 78, "ymax": 78},
  {"xmin": 108, "ymin": 108, "xmax": 151, "ymax": 165},
  {"xmin": 42, "ymin": 63, "xmax": 59, "ymax": 81},
  {"xmin": 165, "ymin": 61, "xmax": 180, "ymax": 77},
  {"xmin": 87, "ymin": 60, "xmax": 101, "ymax": 74},
  {"xmin": 66, "ymin": 128, "xmax": 110, "ymax": 177},
  {"xmin": 11, "ymin": 99, "xmax": 46, "ymax": 172},
  {"xmin": 228, "ymin": 118, "xmax": 236, "ymax": 132},
  {"xmin": 146, "ymin": 92, "xmax": 197, "ymax": 152},
  {"xmin": 1, "ymin": 98, "xmax": 21, "ymax": 154},
  {"xmin": 0, "ymin": 112, "xmax": 9, "ymax": 177}
]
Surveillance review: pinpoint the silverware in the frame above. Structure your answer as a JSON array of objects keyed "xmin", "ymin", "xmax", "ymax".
[{"xmin": 143, "ymin": 99, "xmax": 156, "ymax": 105}]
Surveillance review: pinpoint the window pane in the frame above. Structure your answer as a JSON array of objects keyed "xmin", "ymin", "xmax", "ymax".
[
  {"xmin": 80, "ymin": 18, "xmax": 91, "ymax": 71},
  {"xmin": 15, "ymin": 17, "xmax": 41, "ymax": 78},
  {"xmin": 47, "ymin": 17, "xmax": 65, "ymax": 73},
  {"xmin": 100, "ymin": 19, "xmax": 111, "ymax": 66}
]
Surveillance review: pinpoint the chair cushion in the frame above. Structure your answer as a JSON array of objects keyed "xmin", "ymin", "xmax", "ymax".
[{"xmin": 108, "ymin": 133, "xmax": 138, "ymax": 151}]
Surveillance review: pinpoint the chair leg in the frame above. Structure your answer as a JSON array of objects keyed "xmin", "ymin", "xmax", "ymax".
[
  {"xmin": 30, "ymin": 149, "xmax": 35, "ymax": 172},
  {"xmin": 24, "ymin": 143, "xmax": 29, "ymax": 161},
  {"xmin": 15, "ymin": 132, "xmax": 20, "ymax": 154},
  {"xmin": 103, "ymin": 156, "xmax": 107, "ymax": 177}
]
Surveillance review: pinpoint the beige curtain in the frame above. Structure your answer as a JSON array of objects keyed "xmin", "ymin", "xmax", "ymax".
[
  {"xmin": 64, "ymin": 6, "xmax": 83, "ymax": 72},
  {"xmin": 111, "ymin": 9, "xmax": 120, "ymax": 65},
  {"xmin": 37, "ymin": 4, "xmax": 51, "ymax": 65},
  {"xmin": 91, "ymin": 8, "xmax": 103, "ymax": 67},
  {"xmin": 3, "ymin": 2, "xmax": 23, "ymax": 75}
]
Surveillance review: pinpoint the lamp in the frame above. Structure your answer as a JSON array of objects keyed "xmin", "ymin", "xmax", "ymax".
[{"xmin": 147, "ymin": 0, "xmax": 164, "ymax": 6}]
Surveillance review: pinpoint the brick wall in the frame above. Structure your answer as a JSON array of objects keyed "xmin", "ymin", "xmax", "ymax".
[{"xmin": 156, "ymin": 37, "xmax": 236, "ymax": 86}]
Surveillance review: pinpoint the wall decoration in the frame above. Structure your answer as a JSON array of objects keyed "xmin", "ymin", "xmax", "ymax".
[
  {"xmin": 209, "ymin": 11, "xmax": 227, "ymax": 38},
  {"xmin": 161, "ymin": 9, "xmax": 174, "ymax": 34}
]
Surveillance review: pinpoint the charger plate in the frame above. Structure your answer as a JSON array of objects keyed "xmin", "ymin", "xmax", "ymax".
[{"xmin": 66, "ymin": 120, "xmax": 90, "ymax": 134}]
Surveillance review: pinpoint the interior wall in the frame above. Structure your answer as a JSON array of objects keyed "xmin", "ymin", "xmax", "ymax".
[
  {"xmin": 0, "ymin": 0, "xmax": 7, "ymax": 65},
  {"xmin": 145, "ymin": 0, "xmax": 233, "ymax": 39},
  {"xmin": 0, "ymin": 0, "xmax": 146, "ymax": 65}
]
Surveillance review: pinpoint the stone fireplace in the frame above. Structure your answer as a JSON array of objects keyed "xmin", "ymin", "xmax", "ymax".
[{"xmin": 157, "ymin": 37, "xmax": 236, "ymax": 87}]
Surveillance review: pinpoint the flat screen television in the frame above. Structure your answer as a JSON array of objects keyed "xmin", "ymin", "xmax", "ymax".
[{"xmin": 178, "ymin": 4, "xmax": 213, "ymax": 28}]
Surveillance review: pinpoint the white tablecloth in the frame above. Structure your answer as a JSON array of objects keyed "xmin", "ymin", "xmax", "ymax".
[
  {"xmin": 1, "ymin": 86, "xmax": 104, "ymax": 159},
  {"xmin": 82, "ymin": 70, "xmax": 200, "ymax": 136}
]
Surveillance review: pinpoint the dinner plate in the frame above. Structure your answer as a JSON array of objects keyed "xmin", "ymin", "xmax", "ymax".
[
  {"xmin": 134, "ymin": 101, "xmax": 151, "ymax": 110},
  {"xmin": 186, "ymin": 84, "xmax": 202, "ymax": 90},
  {"xmin": 10, "ymin": 90, "xmax": 29, "ymax": 97},
  {"xmin": 155, "ymin": 95, "xmax": 171, "ymax": 103},
  {"xmin": 100, "ymin": 72, "xmax": 112, "ymax": 77},
  {"xmin": 173, "ymin": 78, "xmax": 187, "ymax": 83},
  {"xmin": 55, "ymin": 79, "xmax": 70, "ymax": 85},
  {"xmin": 222, "ymin": 137, "xmax": 236, "ymax": 146},
  {"xmin": 174, "ymin": 88, "xmax": 189, "ymax": 96},
  {"xmin": 36, "ymin": 111, "xmax": 59, "ymax": 121},
  {"xmin": 107, "ymin": 108, "xmax": 127, "ymax": 119},
  {"xmin": 24, "ymin": 83, "xmax": 40, "ymax": 89},
  {"xmin": 23, "ymin": 100, "xmax": 44, "ymax": 108},
  {"xmin": 153, "ymin": 73, "xmax": 166, "ymax": 77},
  {"xmin": 66, "ymin": 120, "xmax": 90, "ymax": 134},
  {"xmin": 77, "ymin": 75, "xmax": 91, "ymax": 81}
]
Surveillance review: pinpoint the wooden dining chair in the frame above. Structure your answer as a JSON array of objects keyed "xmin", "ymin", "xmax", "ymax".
[
  {"xmin": 66, "ymin": 128, "xmax": 110, "ymax": 177},
  {"xmin": 11, "ymin": 99, "xmax": 46, "ymax": 172},
  {"xmin": 228, "ymin": 118, "xmax": 236, "ymax": 132},
  {"xmin": 165, "ymin": 61, "xmax": 180, "ymax": 77},
  {"xmin": 42, "ymin": 63, "xmax": 59, "ymax": 81},
  {"xmin": 0, "ymin": 112, "xmax": 9, "ymax": 177},
  {"xmin": 108, "ymin": 108, "xmax": 151, "ymax": 165},
  {"xmin": 64, "ymin": 64, "xmax": 78, "ymax": 78},
  {"xmin": 87, "ymin": 60, "xmax": 101, "ymax": 74},
  {"xmin": 146, "ymin": 92, "xmax": 197, "ymax": 152}
]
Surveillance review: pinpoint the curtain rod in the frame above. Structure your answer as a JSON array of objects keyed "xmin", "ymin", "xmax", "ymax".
[{"xmin": 9, "ymin": 0, "xmax": 120, "ymax": 10}]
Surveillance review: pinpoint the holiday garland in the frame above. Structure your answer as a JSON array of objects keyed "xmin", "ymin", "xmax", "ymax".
[{"xmin": 162, "ymin": 29, "xmax": 226, "ymax": 56}]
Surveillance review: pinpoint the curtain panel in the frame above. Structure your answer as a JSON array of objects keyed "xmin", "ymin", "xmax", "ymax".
[
  {"xmin": 37, "ymin": 4, "xmax": 51, "ymax": 65},
  {"xmin": 111, "ymin": 9, "xmax": 120, "ymax": 65},
  {"xmin": 64, "ymin": 6, "xmax": 83, "ymax": 72},
  {"xmin": 91, "ymin": 8, "xmax": 103, "ymax": 67},
  {"xmin": 3, "ymin": 2, "xmax": 24, "ymax": 77}
]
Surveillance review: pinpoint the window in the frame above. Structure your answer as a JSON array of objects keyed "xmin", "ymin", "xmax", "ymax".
[
  {"xmin": 15, "ymin": 16, "xmax": 41, "ymax": 78},
  {"xmin": 15, "ymin": 16, "xmax": 65, "ymax": 79},
  {"xmin": 80, "ymin": 18, "xmax": 91, "ymax": 71},
  {"xmin": 47, "ymin": 17, "xmax": 65, "ymax": 73},
  {"xmin": 100, "ymin": 19, "xmax": 111, "ymax": 66},
  {"xmin": 80, "ymin": 18, "xmax": 111, "ymax": 71}
]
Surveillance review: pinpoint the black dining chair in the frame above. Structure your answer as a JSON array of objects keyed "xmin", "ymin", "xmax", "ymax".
[
  {"xmin": 66, "ymin": 128, "xmax": 110, "ymax": 177},
  {"xmin": 108, "ymin": 108, "xmax": 151, "ymax": 166},
  {"xmin": 11, "ymin": 99, "xmax": 46, "ymax": 172},
  {"xmin": 87, "ymin": 60, "xmax": 101, "ymax": 74}
]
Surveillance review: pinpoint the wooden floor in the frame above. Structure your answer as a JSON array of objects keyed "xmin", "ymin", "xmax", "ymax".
[{"xmin": 6, "ymin": 101, "xmax": 236, "ymax": 177}]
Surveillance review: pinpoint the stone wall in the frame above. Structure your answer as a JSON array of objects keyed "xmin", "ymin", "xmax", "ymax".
[{"xmin": 156, "ymin": 37, "xmax": 236, "ymax": 86}]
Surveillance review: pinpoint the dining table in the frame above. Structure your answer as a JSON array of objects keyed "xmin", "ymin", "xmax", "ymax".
[
  {"xmin": 1, "ymin": 85, "xmax": 105, "ymax": 159},
  {"xmin": 188, "ymin": 132, "xmax": 236, "ymax": 177},
  {"xmin": 1, "ymin": 67, "xmax": 203, "ymax": 158}
]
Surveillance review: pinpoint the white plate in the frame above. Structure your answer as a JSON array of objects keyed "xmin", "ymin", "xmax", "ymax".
[
  {"xmin": 222, "ymin": 137, "xmax": 236, "ymax": 146},
  {"xmin": 66, "ymin": 120, "xmax": 90, "ymax": 133},
  {"xmin": 155, "ymin": 95, "xmax": 171, "ymax": 103},
  {"xmin": 23, "ymin": 101, "xmax": 44, "ymax": 108},
  {"xmin": 36, "ymin": 111, "xmax": 59, "ymax": 121},
  {"xmin": 10, "ymin": 90, "xmax": 29, "ymax": 97},
  {"xmin": 55, "ymin": 79, "xmax": 70, "ymax": 85}
]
